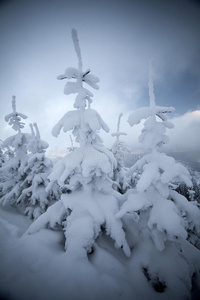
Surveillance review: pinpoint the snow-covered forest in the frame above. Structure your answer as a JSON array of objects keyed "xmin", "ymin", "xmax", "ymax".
[{"xmin": 0, "ymin": 29, "xmax": 200, "ymax": 300}]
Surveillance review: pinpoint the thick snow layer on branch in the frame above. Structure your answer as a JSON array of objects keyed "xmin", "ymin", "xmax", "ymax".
[
  {"xmin": 26, "ymin": 200, "xmax": 67, "ymax": 234},
  {"xmin": 128, "ymin": 152, "xmax": 192, "ymax": 192},
  {"xmin": 52, "ymin": 111, "xmax": 79, "ymax": 137},
  {"xmin": 117, "ymin": 189, "xmax": 189, "ymax": 251},
  {"xmin": 52, "ymin": 108, "xmax": 109, "ymax": 145},
  {"xmin": 5, "ymin": 96, "xmax": 28, "ymax": 132},
  {"xmin": 2, "ymin": 133, "xmax": 31, "ymax": 152},
  {"xmin": 47, "ymin": 146, "xmax": 115, "ymax": 193},
  {"xmin": 148, "ymin": 196, "xmax": 188, "ymax": 247},
  {"xmin": 58, "ymin": 67, "xmax": 99, "ymax": 90},
  {"xmin": 27, "ymin": 190, "xmax": 130, "ymax": 258},
  {"xmin": 128, "ymin": 106, "xmax": 174, "ymax": 126},
  {"xmin": 116, "ymin": 192, "xmax": 151, "ymax": 219}
]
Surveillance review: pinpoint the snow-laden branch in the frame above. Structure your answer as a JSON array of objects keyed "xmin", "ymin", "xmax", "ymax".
[{"xmin": 4, "ymin": 96, "xmax": 28, "ymax": 133}]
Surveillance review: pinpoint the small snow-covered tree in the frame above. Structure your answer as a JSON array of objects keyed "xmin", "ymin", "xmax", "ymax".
[
  {"xmin": 116, "ymin": 62, "xmax": 200, "ymax": 299},
  {"xmin": 111, "ymin": 113, "xmax": 130, "ymax": 193},
  {"xmin": 0, "ymin": 96, "xmax": 31, "ymax": 207},
  {"xmin": 27, "ymin": 29, "xmax": 130, "ymax": 259},
  {"xmin": 0, "ymin": 140, "xmax": 5, "ymax": 167},
  {"xmin": 17, "ymin": 123, "xmax": 60, "ymax": 219}
]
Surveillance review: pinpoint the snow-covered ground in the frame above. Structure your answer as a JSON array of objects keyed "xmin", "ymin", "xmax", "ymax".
[
  {"xmin": 0, "ymin": 205, "xmax": 147, "ymax": 300},
  {"xmin": 1, "ymin": 204, "xmax": 200, "ymax": 300}
]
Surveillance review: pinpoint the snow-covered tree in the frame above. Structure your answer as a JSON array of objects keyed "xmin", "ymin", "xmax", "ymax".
[
  {"xmin": 176, "ymin": 168, "xmax": 200, "ymax": 205},
  {"xmin": 27, "ymin": 29, "xmax": 130, "ymax": 259},
  {"xmin": 17, "ymin": 123, "xmax": 60, "ymax": 220},
  {"xmin": 116, "ymin": 61, "xmax": 200, "ymax": 299},
  {"xmin": 111, "ymin": 113, "xmax": 130, "ymax": 193},
  {"xmin": 0, "ymin": 140, "xmax": 5, "ymax": 167},
  {"xmin": 0, "ymin": 96, "xmax": 31, "ymax": 207}
]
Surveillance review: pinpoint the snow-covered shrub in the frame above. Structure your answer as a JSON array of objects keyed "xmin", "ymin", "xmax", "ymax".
[
  {"xmin": 116, "ymin": 62, "xmax": 200, "ymax": 298},
  {"xmin": 27, "ymin": 29, "xmax": 130, "ymax": 259},
  {"xmin": 17, "ymin": 123, "xmax": 60, "ymax": 219}
]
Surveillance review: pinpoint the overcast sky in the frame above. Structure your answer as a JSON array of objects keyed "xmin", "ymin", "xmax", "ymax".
[{"xmin": 0, "ymin": 0, "xmax": 200, "ymax": 156}]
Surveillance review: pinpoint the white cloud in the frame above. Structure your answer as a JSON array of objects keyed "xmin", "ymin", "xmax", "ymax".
[{"xmin": 165, "ymin": 110, "xmax": 200, "ymax": 152}]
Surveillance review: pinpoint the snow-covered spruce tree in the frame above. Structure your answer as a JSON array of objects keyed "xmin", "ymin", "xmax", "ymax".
[
  {"xmin": 111, "ymin": 113, "xmax": 130, "ymax": 194},
  {"xmin": 0, "ymin": 96, "xmax": 31, "ymax": 205},
  {"xmin": 116, "ymin": 62, "xmax": 200, "ymax": 299},
  {"xmin": 17, "ymin": 123, "xmax": 60, "ymax": 220},
  {"xmin": 0, "ymin": 96, "xmax": 31, "ymax": 207},
  {"xmin": 27, "ymin": 29, "xmax": 130, "ymax": 259}
]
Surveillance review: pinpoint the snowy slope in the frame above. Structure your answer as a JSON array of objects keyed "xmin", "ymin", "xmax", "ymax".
[
  {"xmin": 1, "ymin": 204, "xmax": 200, "ymax": 300},
  {"xmin": 0, "ymin": 205, "xmax": 134, "ymax": 300}
]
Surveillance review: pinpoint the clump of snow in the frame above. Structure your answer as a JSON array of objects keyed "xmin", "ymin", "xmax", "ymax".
[
  {"xmin": 47, "ymin": 145, "xmax": 115, "ymax": 194},
  {"xmin": 52, "ymin": 108, "xmax": 109, "ymax": 146},
  {"xmin": 4, "ymin": 95, "xmax": 28, "ymax": 133},
  {"xmin": 27, "ymin": 190, "xmax": 130, "ymax": 258}
]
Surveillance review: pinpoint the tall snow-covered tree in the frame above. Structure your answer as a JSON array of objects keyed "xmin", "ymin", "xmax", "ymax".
[
  {"xmin": 0, "ymin": 96, "xmax": 31, "ymax": 206},
  {"xmin": 111, "ymin": 113, "xmax": 130, "ymax": 193},
  {"xmin": 27, "ymin": 29, "xmax": 130, "ymax": 259},
  {"xmin": 116, "ymin": 61, "xmax": 200, "ymax": 299},
  {"xmin": 17, "ymin": 123, "xmax": 60, "ymax": 220}
]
